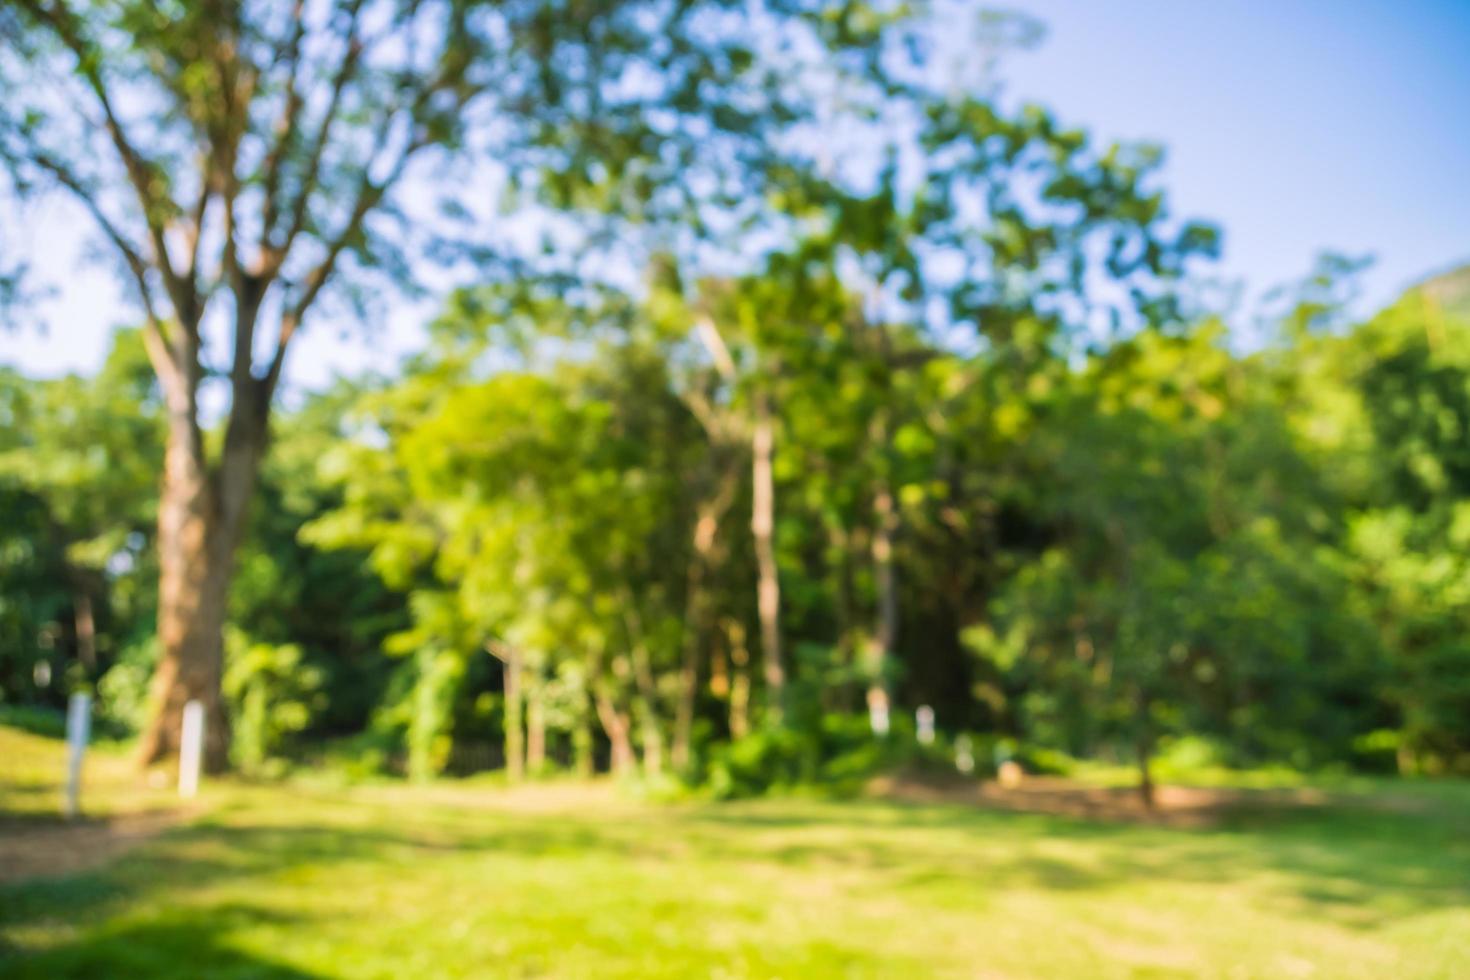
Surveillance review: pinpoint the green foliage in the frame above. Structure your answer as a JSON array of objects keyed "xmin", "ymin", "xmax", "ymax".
[
  {"xmin": 229, "ymin": 384, "xmax": 410, "ymax": 738},
  {"xmin": 703, "ymin": 713, "xmax": 955, "ymax": 799},
  {"xmin": 405, "ymin": 647, "xmax": 464, "ymax": 783},
  {"xmin": 0, "ymin": 333, "xmax": 162, "ymax": 708},
  {"xmin": 222, "ymin": 629, "xmax": 325, "ymax": 776},
  {"xmin": 0, "ymin": 703, "xmax": 67, "ymax": 738},
  {"xmin": 94, "ymin": 636, "xmax": 158, "ymax": 734},
  {"xmin": 0, "ymin": 482, "xmax": 73, "ymax": 704}
]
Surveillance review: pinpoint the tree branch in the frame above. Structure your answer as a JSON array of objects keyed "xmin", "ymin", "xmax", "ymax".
[
  {"xmin": 272, "ymin": 0, "xmax": 366, "ymax": 267},
  {"xmin": 27, "ymin": 151, "xmax": 184, "ymax": 395},
  {"xmin": 260, "ymin": 127, "xmax": 428, "ymax": 399},
  {"xmin": 18, "ymin": 0, "xmax": 196, "ymax": 329},
  {"xmin": 257, "ymin": 0, "xmax": 307, "ymax": 261}
]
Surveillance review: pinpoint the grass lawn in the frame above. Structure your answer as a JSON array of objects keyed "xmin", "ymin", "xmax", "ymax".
[{"xmin": 1, "ymin": 724, "xmax": 1468, "ymax": 979}]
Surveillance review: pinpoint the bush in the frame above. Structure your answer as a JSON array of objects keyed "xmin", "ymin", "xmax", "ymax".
[
  {"xmin": 223, "ymin": 628, "xmax": 325, "ymax": 775},
  {"xmin": 706, "ymin": 725, "xmax": 819, "ymax": 799},
  {"xmin": 308, "ymin": 729, "xmax": 406, "ymax": 782},
  {"xmin": 701, "ymin": 712, "xmax": 963, "ymax": 799},
  {"xmin": 95, "ymin": 635, "xmax": 157, "ymax": 735},
  {"xmin": 1351, "ymin": 729, "xmax": 1404, "ymax": 774},
  {"xmin": 0, "ymin": 703, "xmax": 66, "ymax": 738}
]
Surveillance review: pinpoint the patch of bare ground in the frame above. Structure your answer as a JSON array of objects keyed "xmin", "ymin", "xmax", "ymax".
[
  {"xmin": 866, "ymin": 774, "xmax": 1332, "ymax": 827},
  {"xmin": 0, "ymin": 807, "xmax": 192, "ymax": 885}
]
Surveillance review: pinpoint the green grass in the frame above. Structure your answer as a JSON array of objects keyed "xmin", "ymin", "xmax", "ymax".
[{"xmin": 2, "ymin": 724, "xmax": 1468, "ymax": 979}]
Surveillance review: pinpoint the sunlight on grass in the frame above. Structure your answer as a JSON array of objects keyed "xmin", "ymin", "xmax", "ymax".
[
  {"xmin": 3, "ymin": 726, "xmax": 1467, "ymax": 979},
  {"xmin": 0, "ymin": 725, "xmax": 176, "ymax": 821}
]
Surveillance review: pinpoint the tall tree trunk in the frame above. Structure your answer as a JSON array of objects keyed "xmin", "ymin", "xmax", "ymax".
[
  {"xmin": 135, "ymin": 409, "xmax": 261, "ymax": 773},
  {"xmin": 867, "ymin": 481, "xmax": 898, "ymax": 735},
  {"xmin": 751, "ymin": 389, "xmax": 784, "ymax": 722},
  {"xmin": 673, "ymin": 478, "xmax": 734, "ymax": 770},
  {"xmin": 500, "ymin": 643, "xmax": 525, "ymax": 781}
]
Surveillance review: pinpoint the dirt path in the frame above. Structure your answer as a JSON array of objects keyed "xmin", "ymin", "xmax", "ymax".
[{"xmin": 0, "ymin": 808, "xmax": 189, "ymax": 885}]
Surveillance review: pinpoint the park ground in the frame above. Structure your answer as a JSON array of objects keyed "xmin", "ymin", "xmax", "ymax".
[{"xmin": 1, "ymin": 723, "xmax": 1468, "ymax": 979}]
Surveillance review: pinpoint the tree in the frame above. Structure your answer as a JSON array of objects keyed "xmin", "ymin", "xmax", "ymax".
[
  {"xmin": 0, "ymin": 331, "xmax": 163, "ymax": 700},
  {"xmin": 1336, "ymin": 284, "xmax": 1470, "ymax": 772},
  {"xmin": 970, "ymin": 323, "xmax": 1381, "ymax": 803},
  {"xmin": 0, "ymin": 0, "xmax": 851, "ymax": 769}
]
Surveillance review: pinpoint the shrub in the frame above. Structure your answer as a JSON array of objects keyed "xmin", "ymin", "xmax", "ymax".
[{"xmin": 702, "ymin": 712, "xmax": 962, "ymax": 799}]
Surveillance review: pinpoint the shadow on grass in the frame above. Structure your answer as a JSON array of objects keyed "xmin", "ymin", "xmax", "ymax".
[
  {"xmin": 664, "ymin": 793, "xmax": 1470, "ymax": 926},
  {"xmin": 0, "ymin": 909, "xmax": 326, "ymax": 980},
  {"xmin": 1, "ymin": 781, "xmax": 1466, "ymax": 974}
]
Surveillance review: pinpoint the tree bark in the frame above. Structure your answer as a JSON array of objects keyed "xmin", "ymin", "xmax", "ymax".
[
  {"xmin": 594, "ymin": 688, "xmax": 636, "ymax": 778},
  {"xmin": 673, "ymin": 477, "xmax": 735, "ymax": 770},
  {"xmin": 135, "ymin": 406, "xmax": 262, "ymax": 773},
  {"xmin": 751, "ymin": 389, "xmax": 784, "ymax": 722},
  {"xmin": 501, "ymin": 643, "xmax": 525, "ymax": 781},
  {"xmin": 72, "ymin": 589, "xmax": 97, "ymax": 671}
]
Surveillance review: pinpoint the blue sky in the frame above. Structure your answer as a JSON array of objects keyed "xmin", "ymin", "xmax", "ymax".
[{"xmin": 5, "ymin": 0, "xmax": 1469, "ymax": 389}]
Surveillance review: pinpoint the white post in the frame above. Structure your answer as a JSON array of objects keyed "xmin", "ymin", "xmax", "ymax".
[
  {"xmin": 179, "ymin": 699, "xmax": 205, "ymax": 799},
  {"xmin": 63, "ymin": 692, "xmax": 91, "ymax": 818},
  {"xmin": 916, "ymin": 705, "xmax": 935, "ymax": 745},
  {"xmin": 867, "ymin": 689, "xmax": 890, "ymax": 736},
  {"xmin": 954, "ymin": 734, "xmax": 974, "ymax": 775}
]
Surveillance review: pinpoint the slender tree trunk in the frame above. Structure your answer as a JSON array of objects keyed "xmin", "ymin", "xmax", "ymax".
[
  {"xmin": 72, "ymin": 590, "xmax": 97, "ymax": 671},
  {"xmin": 136, "ymin": 409, "xmax": 261, "ymax": 773},
  {"xmin": 867, "ymin": 481, "xmax": 898, "ymax": 734},
  {"xmin": 751, "ymin": 389, "xmax": 784, "ymax": 722},
  {"xmin": 710, "ymin": 645, "xmax": 729, "ymax": 699},
  {"xmin": 673, "ymin": 479, "xmax": 734, "ymax": 769},
  {"xmin": 726, "ymin": 619, "xmax": 751, "ymax": 739},
  {"xmin": 594, "ymin": 688, "xmax": 636, "ymax": 777},
  {"xmin": 502, "ymin": 644, "xmax": 525, "ymax": 781}
]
